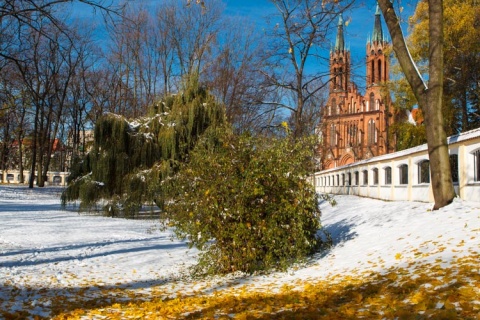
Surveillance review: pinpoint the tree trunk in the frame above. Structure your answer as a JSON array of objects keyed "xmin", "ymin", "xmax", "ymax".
[
  {"xmin": 378, "ymin": 0, "xmax": 455, "ymax": 209},
  {"xmin": 29, "ymin": 106, "xmax": 39, "ymax": 189},
  {"xmin": 426, "ymin": 0, "xmax": 455, "ymax": 209}
]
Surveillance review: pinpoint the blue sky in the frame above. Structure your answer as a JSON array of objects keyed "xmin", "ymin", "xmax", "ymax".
[
  {"xmin": 221, "ymin": 0, "xmax": 417, "ymax": 83},
  {"xmin": 68, "ymin": 0, "xmax": 418, "ymax": 86}
]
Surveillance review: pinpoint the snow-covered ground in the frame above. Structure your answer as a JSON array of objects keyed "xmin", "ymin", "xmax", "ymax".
[{"xmin": 1, "ymin": 185, "xmax": 479, "ymax": 318}]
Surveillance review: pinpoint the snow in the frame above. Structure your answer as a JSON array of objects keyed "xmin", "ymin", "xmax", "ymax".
[{"xmin": 1, "ymin": 185, "xmax": 479, "ymax": 318}]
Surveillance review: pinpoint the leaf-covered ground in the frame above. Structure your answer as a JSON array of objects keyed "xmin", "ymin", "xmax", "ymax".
[
  {"xmin": 1, "ymin": 187, "xmax": 479, "ymax": 319},
  {"xmin": 3, "ymin": 253, "xmax": 479, "ymax": 319}
]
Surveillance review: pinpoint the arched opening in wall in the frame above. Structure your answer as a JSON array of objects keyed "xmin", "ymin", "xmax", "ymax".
[
  {"xmin": 449, "ymin": 154, "xmax": 459, "ymax": 184},
  {"xmin": 324, "ymin": 160, "xmax": 334, "ymax": 170},
  {"xmin": 347, "ymin": 172, "xmax": 352, "ymax": 186},
  {"xmin": 362, "ymin": 170, "xmax": 368, "ymax": 185},
  {"xmin": 418, "ymin": 160, "xmax": 430, "ymax": 184},
  {"xmin": 340, "ymin": 154, "xmax": 354, "ymax": 166},
  {"xmin": 472, "ymin": 149, "xmax": 480, "ymax": 182},
  {"xmin": 372, "ymin": 168, "xmax": 378, "ymax": 185},
  {"xmin": 399, "ymin": 164, "xmax": 408, "ymax": 185},
  {"xmin": 331, "ymin": 98, "xmax": 337, "ymax": 115},
  {"xmin": 354, "ymin": 171, "xmax": 359, "ymax": 185},
  {"xmin": 341, "ymin": 173, "xmax": 345, "ymax": 186},
  {"xmin": 384, "ymin": 166, "xmax": 392, "ymax": 185}
]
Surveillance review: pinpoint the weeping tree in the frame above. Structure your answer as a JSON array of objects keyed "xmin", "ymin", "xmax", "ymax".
[{"xmin": 61, "ymin": 78, "xmax": 226, "ymax": 216}]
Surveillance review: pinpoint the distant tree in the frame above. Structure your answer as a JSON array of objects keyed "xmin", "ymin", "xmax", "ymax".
[
  {"xmin": 260, "ymin": 0, "xmax": 355, "ymax": 139},
  {"xmin": 407, "ymin": 0, "xmax": 480, "ymax": 133},
  {"xmin": 378, "ymin": 0, "xmax": 455, "ymax": 209},
  {"xmin": 203, "ymin": 17, "xmax": 270, "ymax": 135},
  {"xmin": 162, "ymin": 127, "xmax": 327, "ymax": 275},
  {"xmin": 0, "ymin": 0, "xmax": 120, "ymax": 64}
]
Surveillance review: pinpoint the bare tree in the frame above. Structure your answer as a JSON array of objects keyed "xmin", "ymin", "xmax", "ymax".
[
  {"xmin": 378, "ymin": 0, "xmax": 455, "ymax": 209},
  {"xmin": 0, "ymin": 0, "xmax": 120, "ymax": 64},
  {"xmin": 203, "ymin": 17, "xmax": 270, "ymax": 134},
  {"xmin": 165, "ymin": 0, "xmax": 223, "ymax": 80},
  {"xmin": 261, "ymin": 0, "xmax": 355, "ymax": 138}
]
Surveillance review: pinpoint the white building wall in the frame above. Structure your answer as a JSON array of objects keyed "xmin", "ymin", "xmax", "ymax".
[
  {"xmin": 313, "ymin": 128, "xmax": 480, "ymax": 203},
  {"xmin": 0, "ymin": 170, "xmax": 68, "ymax": 186}
]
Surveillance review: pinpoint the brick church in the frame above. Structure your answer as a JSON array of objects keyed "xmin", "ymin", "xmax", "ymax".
[{"xmin": 320, "ymin": 5, "xmax": 395, "ymax": 170}]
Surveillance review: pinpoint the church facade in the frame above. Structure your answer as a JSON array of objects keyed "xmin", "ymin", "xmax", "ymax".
[{"xmin": 320, "ymin": 6, "xmax": 395, "ymax": 170}]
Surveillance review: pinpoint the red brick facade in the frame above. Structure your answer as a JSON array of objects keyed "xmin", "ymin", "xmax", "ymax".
[{"xmin": 320, "ymin": 8, "xmax": 395, "ymax": 169}]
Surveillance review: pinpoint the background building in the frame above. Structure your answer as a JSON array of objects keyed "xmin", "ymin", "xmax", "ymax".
[{"xmin": 320, "ymin": 6, "xmax": 395, "ymax": 170}]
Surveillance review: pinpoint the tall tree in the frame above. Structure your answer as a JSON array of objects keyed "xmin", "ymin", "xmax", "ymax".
[
  {"xmin": 261, "ymin": 0, "xmax": 355, "ymax": 139},
  {"xmin": 203, "ymin": 17, "xmax": 269, "ymax": 134},
  {"xmin": 378, "ymin": 0, "xmax": 455, "ymax": 209}
]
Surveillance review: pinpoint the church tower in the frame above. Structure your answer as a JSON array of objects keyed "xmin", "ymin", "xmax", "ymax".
[
  {"xmin": 366, "ymin": 4, "xmax": 389, "ymax": 87},
  {"xmin": 330, "ymin": 14, "xmax": 350, "ymax": 94},
  {"xmin": 320, "ymin": 3, "xmax": 395, "ymax": 170}
]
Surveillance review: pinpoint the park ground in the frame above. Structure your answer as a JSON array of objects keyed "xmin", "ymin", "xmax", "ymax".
[{"xmin": 0, "ymin": 185, "xmax": 479, "ymax": 319}]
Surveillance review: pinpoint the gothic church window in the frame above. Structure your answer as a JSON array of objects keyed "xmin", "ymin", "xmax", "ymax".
[
  {"xmin": 378, "ymin": 59, "xmax": 382, "ymax": 82},
  {"xmin": 368, "ymin": 119, "xmax": 376, "ymax": 145},
  {"xmin": 333, "ymin": 68, "xmax": 337, "ymax": 88},
  {"xmin": 339, "ymin": 67, "xmax": 343, "ymax": 88},
  {"xmin": 371, "ymin": 60, "xmax": 374, "ymax": 83},
  {"xmin": 369, "ymin": 93, "xmax": 375, "ymax": 111},
  {"xmin": 330, "ymin": 124, "xmax": 336, "ymax": 146}
]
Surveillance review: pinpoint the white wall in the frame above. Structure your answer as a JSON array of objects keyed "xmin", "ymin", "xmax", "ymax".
[
  {"xmin": 313, "ymin": 128, "xmax": 480, "ymax": 203},
  {"xmin": 0, "ymin": 170, "xmax": 68, "ymax": 186}
]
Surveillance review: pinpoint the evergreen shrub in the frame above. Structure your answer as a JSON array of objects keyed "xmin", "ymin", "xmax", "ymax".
[{"xmin": 161, "ymin": 128, "xmax": 328, "ymax": 275}]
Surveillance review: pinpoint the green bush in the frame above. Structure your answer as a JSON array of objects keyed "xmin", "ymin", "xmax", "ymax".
[{"xmin": 161, "ymin": 128, "xmax": 328, "ymax": 275}]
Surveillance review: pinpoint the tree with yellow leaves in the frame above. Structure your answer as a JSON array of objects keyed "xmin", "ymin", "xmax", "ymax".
[{"xmin": 407, "ymin": 0, "xmax": 480, "ymax": 133}]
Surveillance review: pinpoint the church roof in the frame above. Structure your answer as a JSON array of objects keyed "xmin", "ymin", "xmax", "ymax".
[
  {"xmin": 372, "ymin": 3, "xmax": 384, "ymax": 43},
  {"xmin": 334, "ymin": 14, "xmax": 345, "ymax": 52}
]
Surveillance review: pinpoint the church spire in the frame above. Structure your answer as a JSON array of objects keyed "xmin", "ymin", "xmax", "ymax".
[
  {"xmin": 335, "ymin": 14, "xmax": 345, "ymax": 52},
  {"xmin": 372, "ymin": 3, "xmax": 384, "ymax": 44}
]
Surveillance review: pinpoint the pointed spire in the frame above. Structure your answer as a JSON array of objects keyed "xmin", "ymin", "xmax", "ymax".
[
  {"xmin": 372, "ymin": 3, "xmax": 384, "ymax": 44},
  {"xmin": 335, "ymin": 14, "xmax": 345, "ymax": 52}
]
